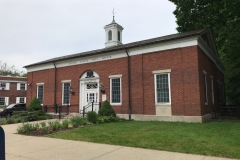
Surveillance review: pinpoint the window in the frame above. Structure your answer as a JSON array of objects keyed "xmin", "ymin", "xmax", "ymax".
[
  {"xmin": 211, "ymin": 76, "xmax": 214, "ymax": 105},
  {"xmin": 118, "ymin": 31, "xmax": 121, "ymax": 41},
  {"xmin": 110, "ymin": 75, "xmax": 122, "ymax": 105},
  {"xmin": 0, "ymin": 97, "xmax": 5, "ymax": 105},
  {"xmin": 37, "ymin": 85, "xmax": 44, "ymax": 104},
  {"xmin": 0, "ymin": 82, "xmax": 6, "ymax": 88},
  {"xmin": 155, "ymin": 73, "xmax": 171, "ymax": 104},
  {"xmin": 62, "ymin": 82, "xmax": 70, "ymax": 105},
  {"xmin": 16, "ymin": 97, "xmax": 26, "ymax": 104},
  {"xmin": 17, "ymin": 83, "xmax": 26, "ymax": 90},
  {"xmin": 108, "ymin": 30, "xmax": 112, "ymax": 41},
  {"xmin": 203, "ymin": 72, "xmax": 208, "ymax": 105},
  {"xmin": 0, "ymin": 97, "xmax": 8, "ymax": 106}
]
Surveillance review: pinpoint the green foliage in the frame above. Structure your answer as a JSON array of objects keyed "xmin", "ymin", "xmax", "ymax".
[
  {"xmin": 61, "ymin": 119, "xmax": 69, "ymax": 129},
  {"xmin": 0, "ymin": 119, "xmax": 7, "ymax": 125},
  {"xmin": 98, "ymin": 100, "xmax": 116, "ymax": 117},
  {"xmin": 87, "ymin": 111, "xmax": 97, "ymax": 124},
  {"xmin": 97, "ymin": 116, "xmax": 126, "ymax": 124},
  {"xmin": 28, "ymin": 97, "xmax": 42, "ymax": 111},
  {"xmin": 17, "ymin": 123, "xmax": 36, "ymax": 134},
  {"xmin": 0, "ymin": 61, "xmax": 26, "ymax": 77},
  {"xmin": 169, "ymin": 0, "xmax": 240, "ymax": 104},
  {"xmin": 70, "ymin": 116, "xmax": 82, "ymax": 128},
  {"xmin": 49, "ymin": 121, "xmax": 62, "ymax": 131},
  {"xmin": 6, "ymin": 118, "xmax": 15, "ymax": 124}
]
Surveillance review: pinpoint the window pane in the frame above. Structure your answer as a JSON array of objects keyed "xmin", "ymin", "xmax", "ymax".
[
  {"xmin": 63, "ymin": 83, "xmax": 70, "ymax": 104},
  {"xmin": 20, "ymin": 83, "xmax": 26, "ymax": 90},
  {"xmin": 111, "ymin": 78, "xmax": 121, "ymax": 103},
  {"xmin": 0, "ymin": 97, "xmax": 5, "ymax": 105},
  {"xmin": 37, "ymin": 85, "xmax": 43, "ymax": 104},
  {"xmin": 156, "ymin": 74, "xmax": 169, "ymax": 103}
]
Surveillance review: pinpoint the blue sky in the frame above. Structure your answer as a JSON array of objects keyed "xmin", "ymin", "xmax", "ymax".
[{"xmin": 0, "ymin": 0, "xmax": 177, "ymax": 72}]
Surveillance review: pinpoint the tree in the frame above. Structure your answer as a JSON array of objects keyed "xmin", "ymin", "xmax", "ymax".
[
  {"xmin": 0, "ymin": 61, "xmax": 26, "ymax": 77},
  {"xmin": 98, "ymin": 100, "xmax": 116, "ymax": 117},
  {"xmin": 169, "ymin": 0, "xmax": 240, "ymax": 104}
]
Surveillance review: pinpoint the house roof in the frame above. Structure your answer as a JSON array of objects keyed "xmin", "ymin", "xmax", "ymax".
[{"xmin": 24, "ymin": 28, "xmax": 207, "ymax": 68}]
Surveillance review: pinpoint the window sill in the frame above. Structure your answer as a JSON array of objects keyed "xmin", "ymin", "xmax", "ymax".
[{"xmin": 110, "ymin": 103, "xmax": 122, "ymax": 106}]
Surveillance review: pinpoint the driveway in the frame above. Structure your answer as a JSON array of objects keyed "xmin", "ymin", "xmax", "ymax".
[{"xmin": 1, "ymin": 121, "xmax": 238, "ymax": 160}]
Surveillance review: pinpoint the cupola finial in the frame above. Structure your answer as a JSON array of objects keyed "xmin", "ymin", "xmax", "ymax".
[{"xmin": 112, "ymin": 8, "xmax": 116, "ymax": 23}]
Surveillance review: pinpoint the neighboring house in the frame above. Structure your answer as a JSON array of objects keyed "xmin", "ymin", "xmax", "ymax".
[
  {"xmin": 24, "ymin": 18, "xmax": 225, "ymax": 122},
  {"xmin": 0, "ymin": 75, "xmax": 27, "ymax": 106}
]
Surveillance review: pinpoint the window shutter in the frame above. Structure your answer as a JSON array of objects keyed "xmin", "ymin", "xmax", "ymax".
[
  {"xmin": 25, "ymin": 84, "xmax": 27, "ymax": 90},
  {"xmin": 16, "ymin": 97, "xmax": 20, "ymax": 103},
  {"xmin": 24, "ymin": 97, "xmax": 26, "ymax": 103},
  {"xmin": 6, "ymin": 83, "xmax": 10, "ymax": 90},
  {"xmin": 17, "ymin": 83, "xmax": 20, "ymax": 90},
  {"xmin": 5, "ymin": 97, "xmax": 9, "ymax": 105}
]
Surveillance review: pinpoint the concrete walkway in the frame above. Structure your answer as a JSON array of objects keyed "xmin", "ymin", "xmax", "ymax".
[{"xmin": 1, "ymin": 121, "xmax": 237, "ymax": 160}]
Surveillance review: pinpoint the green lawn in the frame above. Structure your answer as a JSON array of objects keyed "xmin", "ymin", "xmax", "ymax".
[{"xmin": 48, "ymin": 121, "xmax": 240, "ymax": 159}]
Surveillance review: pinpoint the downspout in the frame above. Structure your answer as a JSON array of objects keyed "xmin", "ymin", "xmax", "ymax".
[
  {"xmin": 53, "ymin": 63, "xmax": 57, "ymax": 113},
  {"xmin": 125, "ymin": 49, "xmax": 132, "ymax": 120}
]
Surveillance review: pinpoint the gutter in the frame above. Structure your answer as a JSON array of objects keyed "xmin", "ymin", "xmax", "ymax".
[
  {"xmin": 125, "ymin": 49, "xmax": 132, "ymax": 120},
  {"xmin": 53, "ymin": 62, "xmax": 57, "ymax": 113}
]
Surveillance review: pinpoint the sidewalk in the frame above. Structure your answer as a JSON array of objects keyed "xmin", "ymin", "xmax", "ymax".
[{"xmin": 1, "ymin": 121, "xmax": 238, "ymax": 160}]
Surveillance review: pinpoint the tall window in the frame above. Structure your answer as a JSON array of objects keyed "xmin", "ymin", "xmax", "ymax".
[
  {"xmin": 108, "ymin": 30, "xmax": 112, "ymax": 41},
  {"xmin": 110, "ymin": 76, "xmax": 121, "ymax": 105},
  {"xmin": 37, "ymin": 85, "xmax": 44, "ymax": 104},
  {"xmin": 155, "ymin": 73, "xmax": 171, "ymax": 104},
  {"xmin": 118, "ymin": 31, "xmax": 121, "ymax": 41},
  {"xmin": 0, "ymin": 97, "xmax": 5, "ymax": 105},
  {"xmin": 62, "ymin": 82, "xmax": 70, "ymax": 105},
  {"xmin": 203, "ymin": 72, "xmax": 208, "ymax": 105},
  {"xmin": 211, "ymin": 76, "xmax": 214, "ymax": 105}
]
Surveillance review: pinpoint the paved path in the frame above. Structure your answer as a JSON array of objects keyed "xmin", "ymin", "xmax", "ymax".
[{"xmin": 1, "ymin": 121, "xmax": 238, "ymax": 160}]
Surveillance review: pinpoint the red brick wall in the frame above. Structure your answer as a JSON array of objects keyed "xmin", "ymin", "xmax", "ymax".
[
  {"xmin": 197, "ymin": 47, "xmax": 225, "ymax": 115},
  {"xmin": 26, "ymin": 45, "xmax": 224, "ymax": 116}
]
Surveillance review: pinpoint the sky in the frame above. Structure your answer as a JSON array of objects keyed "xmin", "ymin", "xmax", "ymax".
[{"xmin": 0, "ymin": 0, "xmax": 177, "ymax": 72}]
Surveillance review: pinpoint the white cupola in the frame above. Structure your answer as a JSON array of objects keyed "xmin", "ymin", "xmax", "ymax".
[{"xmin": 104, "ymin": 16, "xmax": 123, "ymax": 48}]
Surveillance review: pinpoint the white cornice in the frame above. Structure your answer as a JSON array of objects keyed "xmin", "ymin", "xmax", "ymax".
[
  {"xmin": 26, "ymin": 37, "xmax": 198, "ymax": 72},
  {"xmin": 0, "ymin": 80, "xmax": 27, "ymax": 83}
]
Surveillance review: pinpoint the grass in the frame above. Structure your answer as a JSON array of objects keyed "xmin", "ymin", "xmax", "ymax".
[{"xmin": 48, "ymin": 120, "xmax": 240, "ymax": 159}]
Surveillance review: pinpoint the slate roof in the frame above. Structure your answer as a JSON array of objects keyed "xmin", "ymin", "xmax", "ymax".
[{"xmin": 24, "ymin": 28, "xmax": 207, "ymax": 68}]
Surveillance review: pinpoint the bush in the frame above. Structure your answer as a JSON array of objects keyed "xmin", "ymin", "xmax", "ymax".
[
  {"xmin": 70, "ymin": 116, "xmax": 82, "ymax": 128},
  {"xmin": 6, "ymin": 118, "xmax": 15, "ymax": 124},
  {"xmin": 17, "ymin": 123, "xmax": 36, "ymax": 134},
  {"xmin": 61, "ymin": 119, "xmax": 69, "ymax": 129},
  {"xmin": 0, "ymin": 119, "xmax": 6, "ymax": 125},
  {"xmin": 98, "ymin": 100, "xmax": 116, "ymax": 117},
  {"xmin": 87, "ymin": 111, "xmax": 97, "ymax": 124},
  {"xmin": 28, "ymin": 97, "xmax": 42, "ymax": 111},
  {"xmin": 97, "ymin": 116, "xmax": 126, "ymax": 123},
  {"xmin": 49, "ymin": 121, "xmax": 62, "ymax": 131}
]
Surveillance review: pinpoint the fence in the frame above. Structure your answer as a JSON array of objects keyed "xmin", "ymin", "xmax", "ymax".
[
  {"xmin": 43, "ymin": 105, "xmax": 69, "ymax": 120},
  {"xmin": 82, "ymin": 102, "xmax": 101, "ymax": 118},
  {"xmin": 212, "ymin": 105, "xmax": 240, "ymax": 119}
]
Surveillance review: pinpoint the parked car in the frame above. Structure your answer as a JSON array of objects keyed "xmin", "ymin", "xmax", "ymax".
[{"xmin": 0, "ymin": 103, "xmax": 26, "ymax": 117}]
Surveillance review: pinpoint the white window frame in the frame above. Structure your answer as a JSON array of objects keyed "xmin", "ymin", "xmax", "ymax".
[
  {"xmin": 203, "ymin": 71, "xmax": 208, "ymax": 105},
  {"xmin": 210, "ymin": 76, "xmax": 214, "ymax": 105},
  {"xmin": 16, "ymin": 97, "xmax": 26, "ymax": 104},
  {"xmin": 109, "ymin": 75, "xmax": 122, "ymax": 105},
  {"xmin": 0, "ymin": 82, "xmax": 10, "ymax": 90},
  {"xmin": 153, "ymin": 69, "xmax": 171, "ymax": 105},
  {"xmin": 37, "ymin": 83, "xmax": 44, "ymax": 105},
  {"xmin": 17, "ymin": 83, "xmax": 27, "ymax": 90},
  {"xmin": 62, "ymin": 80, "xmax": 71, "ymax": 105}
]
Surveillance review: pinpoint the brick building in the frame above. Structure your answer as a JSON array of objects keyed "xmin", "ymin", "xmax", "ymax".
[
  {"xmin": 0, "ymin": 75, "xmax": 27, "ymax": 106},
  {"xmin": 24, "ymin": 19, "xmax": 225, "ymax": 122}
]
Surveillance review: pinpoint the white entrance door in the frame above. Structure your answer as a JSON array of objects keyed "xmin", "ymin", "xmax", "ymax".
[{"xmin": 79, "ymin": 71, "xmax": 100, "ymax": 114}]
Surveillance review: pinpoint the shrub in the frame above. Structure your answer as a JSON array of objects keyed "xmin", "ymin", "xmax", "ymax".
[
  {"xmin": 6, "ymin": 118, "xmax": 15, "ymax": 124},
  {"xmin": 70, "ymin": 116, "xmax": 82, "ymax": 128},
  {"xmin": 97, "ymin": 116, "xmax": 126, "ymax": 124},
  {"xmin": 49, "ymin": 121, "xmax": 62, "ymax": 131},
  {"xmin": 98, "ymin": 100, "xmax": 116, "ymax": 117},
  {"xmin": 0, "ymin": 119, "xmax": 6, "ymax": 125},
  {"xmin": 17, "ymin": 123, "xmax": 36, "ymax": 134},
  {"xmin": 61, "ymin": 119, "xmax": 69, "ymax": 129},
  {"xmin": 40, "ymin": 122, "xmax": 47, "ymax": 128},
  {"xmin": 87, "ymin": 111, "xmax": 97, "ymax": 124},
  {"xmin": 28, "ymin": 97, "xmax": 42, "ymax": 112}
]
